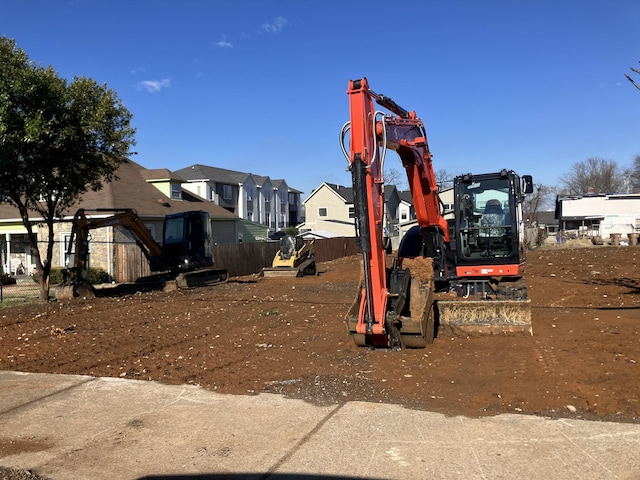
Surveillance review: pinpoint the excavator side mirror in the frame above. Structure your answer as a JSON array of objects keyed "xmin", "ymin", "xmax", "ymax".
[{"xmin": 522, "ymin": 175, "xmax": 533, "ymax": 194}]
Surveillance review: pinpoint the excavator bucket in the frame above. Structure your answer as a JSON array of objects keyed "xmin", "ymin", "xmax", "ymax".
[{"xmin": 345, "ymin": 257, "xmax": 436, "ymax": 349}]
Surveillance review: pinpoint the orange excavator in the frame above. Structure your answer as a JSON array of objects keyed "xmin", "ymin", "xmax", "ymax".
[{"xmin": 339, "ymin": 77, "xmax": 533, "ymax": 349}]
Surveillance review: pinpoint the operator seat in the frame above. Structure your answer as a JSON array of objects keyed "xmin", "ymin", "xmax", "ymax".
[
  {"xmin": 480, "ymin": 199, "xmax": 506, "ymax": 243},
  {"xmin": 279, "ymin": 235, "xmax": 296, "ymax": 260}
]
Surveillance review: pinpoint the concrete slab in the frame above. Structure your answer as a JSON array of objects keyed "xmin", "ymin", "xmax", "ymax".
[{"xmin": 1, "ymin": 371, "xmax": 639, "ymax": 480}]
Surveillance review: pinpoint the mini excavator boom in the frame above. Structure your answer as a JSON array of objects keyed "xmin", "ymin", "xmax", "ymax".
[{"xmin": 339, "ymin": 77, "xmax": 533, "ymax": 349}]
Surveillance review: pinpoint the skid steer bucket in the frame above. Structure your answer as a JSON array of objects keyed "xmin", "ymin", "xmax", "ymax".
[
  {"xmin": 436, "ymin": 298, "xmax": 532, "ymax": 336},
  {"xmin": 262, "ymin": 258, "xmax": 316, "ymax": 278}
]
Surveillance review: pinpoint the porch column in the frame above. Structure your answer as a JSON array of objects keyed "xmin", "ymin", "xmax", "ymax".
[{"xmin": 4, "ymin": 234, "xmax": 10, "ymax": 274}]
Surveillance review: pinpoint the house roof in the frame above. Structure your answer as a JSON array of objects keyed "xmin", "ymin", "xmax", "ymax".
[
  {"xmin": 175, "ymin": 164, "xmax": 302, "ymax": 193},
  {"xmin": 298, "ymin": 230, "xmax": 342, "ymax": 239},
  {"xmin": 536, "ymin": 210, "xmax": 557, "ymax": 226},
  {"xmin": 306, "ymin": 183, "xmax": 399, "ymax": 205},
  {"xmin": 175, "ymin": 164, "xmax": 249, "ymax": 184},
  {"xmin": 0, "ymin": 158, "xmax": 237, "ymax": 222},
  {"xmin": 398, "ymin": 190, "xmax": 413, "ymax": 204},
  {"xmin": 141, "ymin": 168, "xmax": 187, "ymax": 183}
]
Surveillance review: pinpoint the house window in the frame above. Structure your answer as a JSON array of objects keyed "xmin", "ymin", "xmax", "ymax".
[
  {"xmin": 144, "ymin": 223, "xmax": 157, "ymax": 241},
  {"xmin": 318, "ymin": 207, "xmax": 328, "ymax": 217},
  {"xmin": 223, "ymin": 185, "xmax": 232, "ymax": 201},
  {"xmin": 348, "ymin": 207, "xmax": 355, "ymax": 219},
  {"xmin": 401, "ymin": 212, "xmax": 408, "ymax": 220},
  {"xmin": 171, "ymin": 183, "xmax": 182, "ymax": 199}
]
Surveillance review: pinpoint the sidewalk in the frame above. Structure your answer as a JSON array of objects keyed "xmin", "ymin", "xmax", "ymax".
[{"xmin": 1, "ymin": 370, "xmax": 639, "ymax": 480}]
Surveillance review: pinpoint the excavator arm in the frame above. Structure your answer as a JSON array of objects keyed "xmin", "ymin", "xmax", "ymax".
[
  {"xmin": 342, "ymin": 77, "xmax": 449, "ymax": 348},
  {"xmin": 66, "ymin": 208, "xmax": 164, "ymax": 272},
  {"xmin": 57, "ymin": 208, "xmax": 164, "ymax": 299}
]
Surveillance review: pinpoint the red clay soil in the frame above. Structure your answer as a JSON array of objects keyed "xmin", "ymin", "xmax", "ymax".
[{"xmin": 1, "ymin": 244, "xmax": 639, "ymax": 424}]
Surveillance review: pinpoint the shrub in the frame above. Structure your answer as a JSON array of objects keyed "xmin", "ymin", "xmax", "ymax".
[
  {"xmin": 32, "ymin": 267, "xmax": 109, "ymax": 285},
  {"xmin": 85, "ymin": 267, "xmax": 109, "ymax": 284}
]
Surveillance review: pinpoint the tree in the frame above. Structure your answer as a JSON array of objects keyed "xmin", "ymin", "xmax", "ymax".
[
  {"xmin": 0, "ymin": 37, "xmax": 135, "ymax": 301},
  {"xmin": 435, "ymin": 168, "xmax": 454, "ymax": 189},
  {"xmin": 628, "ymin": 154, "xmax": 640, "ymax": 192},
  {"xmin": 384, "ymin": 167, "xmax": 455, "ymax": 191},
  {"xmin": 384, "ymin": 167, "xmax": 408, "ymax": 190},
  {"xmin": 558, "ymin": 157, "xmax": 624, "ymax": 195}
]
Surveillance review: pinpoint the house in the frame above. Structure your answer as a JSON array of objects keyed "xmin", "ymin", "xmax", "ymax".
[
  {"xmin": 397, "ymin": 191, "xmax": 415, "ymax": 226},
  {"xmin": 299, "ymin": 183, "xmax": 401, "ymax": 239},
  {"xmin": 174, "ymin": 164, "xmax": 303, "ymax": 234},
  {"xmin": 0, "ymin": 158, "xmax": 240, "ymax": 282},
  {"xmin": 396, "ymin": 187, "xmax": 454, "ymax": 242},
  {"xmin": 556, "ymin": 193, "xmax": 640, "ymax": 239}
]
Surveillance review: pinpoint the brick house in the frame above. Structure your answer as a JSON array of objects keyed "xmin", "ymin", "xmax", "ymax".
[{"xmin": 0, "ymin": 159, "xmax": 239, "ymax": 282}]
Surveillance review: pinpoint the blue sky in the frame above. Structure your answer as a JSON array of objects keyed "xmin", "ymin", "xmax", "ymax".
[{"xmin": 2, "ymin": 1, "xmax": 639, "ymax": 198}]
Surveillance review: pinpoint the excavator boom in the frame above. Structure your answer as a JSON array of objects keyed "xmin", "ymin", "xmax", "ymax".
[{"xmin": 342, "ymin": 78, "xmax": 449, "ymax": 348}]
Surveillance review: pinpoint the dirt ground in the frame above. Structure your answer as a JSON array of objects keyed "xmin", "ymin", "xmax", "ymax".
[{"xmin": 1, "ymin": 243, "xmax": 639, "ymax": 425}]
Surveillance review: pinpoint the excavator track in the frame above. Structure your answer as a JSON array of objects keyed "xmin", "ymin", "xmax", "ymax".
[{"xmin": 174, "ymin": 267, "xmax": 228, "ymax": 289}]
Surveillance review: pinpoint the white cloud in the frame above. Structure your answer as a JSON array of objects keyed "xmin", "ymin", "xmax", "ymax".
[
  {"xmin": 137, "ymin": 79, "xmax": 171, "ymax": 93},
  {"xmin": 261, "ymin": 16, "xmax": 288, "ymax": 33},
  {"xmin": 216, "ymin": 34, "xmax": 233, "ymax": 48}
]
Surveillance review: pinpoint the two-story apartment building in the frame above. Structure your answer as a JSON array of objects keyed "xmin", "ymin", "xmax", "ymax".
[
  {"xmin": 175, "ymin": 164, "xmax": 303, "ymax": 234},
  {"xmin": 299, "ymin": 183, "xmax": 401, "ymax": 238}
]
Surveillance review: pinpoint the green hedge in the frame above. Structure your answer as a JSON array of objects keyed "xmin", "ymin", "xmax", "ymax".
[{"xmin": 33, "ymin": 267, "xmax": 109, "ymax": 285}]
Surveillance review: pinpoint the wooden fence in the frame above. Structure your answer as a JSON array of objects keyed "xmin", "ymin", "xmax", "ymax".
[{"xmin": 115, "ymin": 237, "xmax": 360, "ymax": 282}]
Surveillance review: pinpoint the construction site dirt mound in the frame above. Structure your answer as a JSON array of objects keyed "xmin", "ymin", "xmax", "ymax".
[{"xmin": 1, "ymin": 245, "xmax": 639, "ymax": 424}]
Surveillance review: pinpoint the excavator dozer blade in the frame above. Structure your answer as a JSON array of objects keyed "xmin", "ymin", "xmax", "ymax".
[{"xmin": 436, "ymin": 298, "xmax": 532, "ymax": 336}]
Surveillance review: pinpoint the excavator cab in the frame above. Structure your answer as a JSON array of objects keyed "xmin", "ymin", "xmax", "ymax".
[
  {"xmin": 162, "ymin": 211, "xmax": 213, "ymax": 271},
  {"xmin": 453, "ymin": 170, "xmax": 524, "ymax": 270}
]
